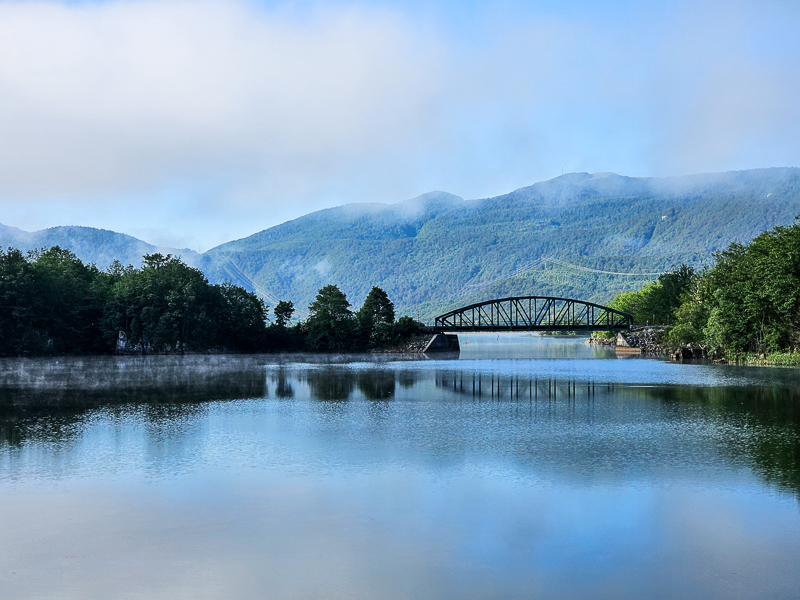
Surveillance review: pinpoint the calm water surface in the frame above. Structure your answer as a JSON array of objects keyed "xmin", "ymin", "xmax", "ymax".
[{"xmin": 1, "ymin": 335, "xmax": 800, "ymax": 599}]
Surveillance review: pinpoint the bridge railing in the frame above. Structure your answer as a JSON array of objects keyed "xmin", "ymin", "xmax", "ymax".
[{"xmin": 433, "ymin": 296, "xmax": 632, "ymax": 332}]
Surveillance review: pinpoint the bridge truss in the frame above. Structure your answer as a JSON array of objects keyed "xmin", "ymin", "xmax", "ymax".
[{"xmin": 433, "ymin": 296, "xmax": 632, "ymax": 332}]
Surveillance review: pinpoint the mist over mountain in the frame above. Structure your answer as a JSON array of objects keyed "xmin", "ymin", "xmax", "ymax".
[
  {"xmin": 207, "ymin": 168, "xmax": 800, "ymax": 319},
  {"xmin": 3, "ymin": 168, "xmax": 799, "ymax": 322}
]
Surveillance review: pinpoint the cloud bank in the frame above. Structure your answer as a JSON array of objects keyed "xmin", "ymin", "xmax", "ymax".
[
  {"xmin": 0, "ymin": 0, "xmax": 798, "ymax": 249},
  {"xmin": 0, "ymin": 1, "xmax": 443, "ymax": 195}
]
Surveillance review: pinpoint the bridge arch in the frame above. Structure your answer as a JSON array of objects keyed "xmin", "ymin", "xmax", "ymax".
[{"xmin": 433, "ymin": 296, "xmax": 632, "ymax": 332}]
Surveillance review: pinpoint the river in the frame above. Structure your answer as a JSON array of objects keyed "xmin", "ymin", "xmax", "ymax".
[{"xmin": 1, "ymin": 334, "xmax": 799, "ymax": 599}]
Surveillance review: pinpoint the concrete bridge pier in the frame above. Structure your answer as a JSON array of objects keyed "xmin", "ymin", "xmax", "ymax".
[{"xmin": 423, "ymin": 333, "xmax": 460, "ymax": 353}]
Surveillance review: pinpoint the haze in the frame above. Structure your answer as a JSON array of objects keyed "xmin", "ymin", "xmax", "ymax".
[{"xmin": 0, "ymin": 0, "xmax": 798, "ymax": 251}]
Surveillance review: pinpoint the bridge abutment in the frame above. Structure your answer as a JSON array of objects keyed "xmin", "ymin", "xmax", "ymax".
[{"xmin": 423, "ymin": 334, "xmax": 460, "ymax": 353}]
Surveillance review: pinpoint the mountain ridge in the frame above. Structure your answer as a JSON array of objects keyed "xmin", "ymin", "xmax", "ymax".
[
  {"xmin": 205, "ymin": 167, "xmax": 800, "ymax": 319},
  {"xmin": 0, "ymin": 224, "xmax": 207, "ymax": 272},
  {"xmin": 3, "ymin": 167, "xmax": 799, "ymax": 321}
]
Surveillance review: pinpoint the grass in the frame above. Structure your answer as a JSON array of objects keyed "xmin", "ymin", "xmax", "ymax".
[{"xmin": 730, "ymin": 352, "xmax": 800, "ymax": 367}]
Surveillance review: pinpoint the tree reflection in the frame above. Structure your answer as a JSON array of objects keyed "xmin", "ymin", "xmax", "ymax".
[
  {"xmin": 0, "ymin": 362, "xmax": 267, "ymax": 448},
  {"xmin": 305, "ymin": 369, "xmax": 356, "ymax": 401},
  {"xmin": 357, "ymin": 371, "xmax": 396, "ymax": 400},
  {"xmin": 3, "ymin": 358, "xmax": 799, "ymax": 503},
  {"xmin": 302, "ymin": 369, "xmax": 401, "ymax": 401},
  {"xmin": 397, "ymin": 371, "xmax": 417, "ymax": 390},
  {"xmin": 271, "ymin": 368, "xmax": 294, "ymax": 398},
  {"xmin": 642, "ymin": 385, "xmax": 800, "ymax": 499},
  {"xmin": 431, "ymin": 370, "xmax": 800, "ymax": 500}
]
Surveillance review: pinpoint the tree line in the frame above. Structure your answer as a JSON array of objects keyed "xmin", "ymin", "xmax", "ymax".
[
  {"xmin": 0, "ymin": 247, "xmax": 418, "ymax": 356},
  {"xmin": 607, "ymin": 217, "xmax": 800, "ymax": 355}
]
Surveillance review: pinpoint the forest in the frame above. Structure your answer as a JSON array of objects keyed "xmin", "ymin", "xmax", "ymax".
[
  {"xmin": 608, "ymin": 217, "xmax": 800, "ymax": 357},
  {"xmin": 0, "ymin": 247, "xmax": 417, "ymax": 356}
]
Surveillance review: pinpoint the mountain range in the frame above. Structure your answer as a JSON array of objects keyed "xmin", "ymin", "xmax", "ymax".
[{"xmin": 3, "ymin": 168, "xmax": 799, "ymax": 321}]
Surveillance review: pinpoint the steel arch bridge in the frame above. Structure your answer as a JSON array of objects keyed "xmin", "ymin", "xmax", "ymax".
[{"xmin": 433, "ymin": 296, "xmax": 632, "ymax": 332}]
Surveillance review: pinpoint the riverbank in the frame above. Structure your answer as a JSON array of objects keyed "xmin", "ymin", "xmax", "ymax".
[
  {"xmin": 587, "ymin": 327, "xmax": 670, "ymax": 355},
  {"xmin": 727, "ymin": 352, "xmax": 800, "ymax": 367},
  {"xmin": 588, "ymin": 329, "xmax": 800, "ymax": 367}
]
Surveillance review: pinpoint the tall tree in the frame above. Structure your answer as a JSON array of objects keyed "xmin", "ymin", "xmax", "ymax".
[
  {"xmin": 273, "ymin": 300, "xmax": 295, "ymax": 327},
  {"xmin": 30, "ymin": 246, "xmax": 110, "ymax": 354},
  {"xmin": 306, "ymin": 285, "xmax": 356, "ymax": 351},
  {"xmin": 0, "ymin": 248, "xmax": 40, "ymax": 354},
  {"xmin": 357, "ymin": 286, "xmax": 395, "ymax": 347}
]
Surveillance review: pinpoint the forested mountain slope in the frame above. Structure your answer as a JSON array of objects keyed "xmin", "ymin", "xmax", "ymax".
[
  {"xmin": 206, "ymin": 168, "xmax": 800, "ymax": 320},
  {"xmin": 3, "ymin": 168, "xmax": 798, "ymax": 322},
  {"xmin": 0, "ymin": 225, "xmax": 205, "ymax": 272}
]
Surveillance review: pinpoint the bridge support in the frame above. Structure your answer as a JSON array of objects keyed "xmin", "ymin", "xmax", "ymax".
[{"xmin": 423, "ymin": 334, "xmax": 460, "ymax": 353}]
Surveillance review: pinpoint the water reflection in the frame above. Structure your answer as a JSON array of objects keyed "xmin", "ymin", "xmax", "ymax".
[
  {"xmin": 428, "ymin": 369, "xmax": 800, "ymax": 499},
  {"xmin": 304, "ymin": 368, "xmax": 356, "ymax": 401},
  {"xmin": 284, "ymin": 368, "xmax": 409, "ymax": 402},
  {"xmin": 0, "ymin": 356, "xmax": 267, "ymax": 449},
  {"xmin": 0, "ymin": 355, "xmax": 267, "ymax": 405},
  {"xmin": 5, "ymin": 361, "xmax": 796, "ymax": 501},
  {"xmin": 271, "ymin": 368, "xmax": 294, "ymax": 398},
  {"xmin": 357, "ymin": 370, "xmax": 396, "ymax": 400},
  {"xmin": 642, "ymin": 384, "xmax": 800, "ymax": 498},
  {"xmin": 2, "ymin": 347, "xmax": 800, "ymax": 599}
]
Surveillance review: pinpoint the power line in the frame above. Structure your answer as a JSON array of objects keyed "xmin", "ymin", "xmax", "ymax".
[
  {"xmin": 447, "ymin": 256, "xmax": 662, "ymax": 302},
  {"xmin": 213, "ymin": 252, "xmax": 282, "ymax": 305},
  {"xmin": 544, "ymin": 258, "xmax": 663, "ymax": 276}
]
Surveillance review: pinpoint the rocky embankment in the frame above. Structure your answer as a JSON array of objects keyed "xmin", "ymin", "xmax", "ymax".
[
  {"xmin": 618, "ymin": 328, "xmax": 666, "ymax": 354},
  {"xmin": 373, "ymin": 335, "xmax": 431, "ymax": 354},
  {"xmin": 586, "ymin": 328, "xmax": 664, "ymax": 354},
  {"xmin": 375, "ymin": 333, "xmax": 461, "ymax": 354},
  {"xmin": 587, "ymin": 327, "xmax": 723, "ymax": 360}
]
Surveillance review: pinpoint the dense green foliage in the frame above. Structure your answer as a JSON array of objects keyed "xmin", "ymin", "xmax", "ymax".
[
  {"xmin": 273, "ymin": 300, "xmax": 295, "ymax": 327},
  {"xmin": 106, "ymin": 254, "xmax": 269, "ymax": 352},
  {"xmin": 357, "ymin": 286, "xmax": 396, "ymax": 348},
  {"xmin": 304, "ymin": 284, "xmax": 419, "ymax": 352},
  {"xmin": 608, "ymin": 218, "xmax": 800, "ymax": 355},
  {"xmin": 0, "ymin": 248, "xmax": 417, "ymax": 355},
  {"xmin": 306, "ymin": 285, "xmax": 358, "ymax": 351},
  {"xmin": 0, "ymin": 247, "xmax": 109, "ymax": 354},
  {"xmin": 695, "ymin": 219, "xmax": 800, "ymax": 353},
  {"xmin": 611, "ymin": 264, "xmax": 696, "ymax": 325},
  {"xmin": 0, "ymin": 248, "xmax": 268, "ymax": 355}
]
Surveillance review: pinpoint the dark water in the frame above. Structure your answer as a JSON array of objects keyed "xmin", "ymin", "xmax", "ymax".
[{"xmin": 1, "ymin": 335, "xmax": 800, "ymax": 599}]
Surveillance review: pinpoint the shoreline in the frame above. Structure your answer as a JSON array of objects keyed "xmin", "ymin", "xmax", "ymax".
[{"xmin": 587, "ymin": 329, "xmax": 800, "ymax": 367}]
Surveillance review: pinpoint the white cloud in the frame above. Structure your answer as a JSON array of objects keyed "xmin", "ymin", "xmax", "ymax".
[
  {"xmin": 0, "ymin": 0, "xmax": 798, "ymax": 250},
  {"xmin": 0, "ymin": 1, "xmax": 445, "ymax": 197}
]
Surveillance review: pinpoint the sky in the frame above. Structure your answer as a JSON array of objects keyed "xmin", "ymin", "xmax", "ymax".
[{"xmin": 1, "ymin": 0, "xmax": 799, "ymax": 251}]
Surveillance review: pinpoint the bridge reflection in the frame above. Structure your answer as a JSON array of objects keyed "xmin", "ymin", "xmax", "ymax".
[{"xmin": 435, "ymin": 371, "xmax": 610, "ymax": 402}]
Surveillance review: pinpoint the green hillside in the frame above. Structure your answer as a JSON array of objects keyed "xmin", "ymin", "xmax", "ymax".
[
  {"xmin": 4, "ymin": 168, "xmax": 799, "ymax": 324},
  {"xmin": 0, "ymin": 225, "xmax": 206, "ymax": 272},
  {"xmin": 206, "ymin": 168, "xmax": 800, "ymax": 321}
]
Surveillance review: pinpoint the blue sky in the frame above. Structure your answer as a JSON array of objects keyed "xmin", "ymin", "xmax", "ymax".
[{"xmin": 0, "ymin": 0, "xmax": 798, "ymax": 250}]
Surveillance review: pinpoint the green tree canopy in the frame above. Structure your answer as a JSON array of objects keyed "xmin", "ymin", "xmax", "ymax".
[
  {"xmin": 0, "ymin": 247, "xmax": 43, "ymax": 354},
  {"xmin": 357, "ymin": 286, "xmax": 395, "ymax": 348},
  {"xmin": 702, "ymin": 219, "xmax": 800, "ymax": 352},
  {"xmin": 611, "ymin": 264, "xmax": 696, "ymax": 326},
  {"xmin": 615, "ymin": 217, "xmax": 800, "ymax": 354},
  {"xmin": 0, "ymin": 246, "xmax": 422, "ymax": 356},
  {"xmin": 273, "ymin": 300, "xmax": 295, "ymax": 328},
  {"xmin": 306, "ymin": 285, "xmax": 356, "ymax": 351},
  {"xmin": 359, "ymin": 286, "xmax": 395, "ymax": 325}
]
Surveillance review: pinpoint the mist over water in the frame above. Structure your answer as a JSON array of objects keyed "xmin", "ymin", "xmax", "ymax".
[{"xmin": 1, "ymin": 335, "xmax": 800, "ymax": 599}]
